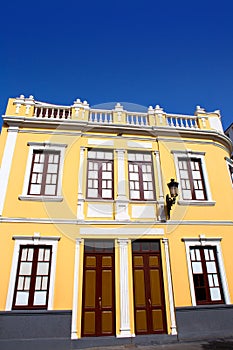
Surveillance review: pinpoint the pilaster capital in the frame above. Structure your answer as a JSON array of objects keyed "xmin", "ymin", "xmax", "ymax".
[{"xmin": 117, "ymin": 238, "xmax": 130, "ymax": 246}]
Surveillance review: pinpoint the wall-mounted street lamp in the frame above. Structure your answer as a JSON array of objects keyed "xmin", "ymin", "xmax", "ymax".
[{"xmin": 166, "ymin": 179, "xmax": 179, "ymax": 219}]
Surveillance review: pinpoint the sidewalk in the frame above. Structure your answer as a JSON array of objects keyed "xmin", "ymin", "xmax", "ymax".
[{"xmin": 83, "ymin": 339, "xmax": 233, "ymax": 350}]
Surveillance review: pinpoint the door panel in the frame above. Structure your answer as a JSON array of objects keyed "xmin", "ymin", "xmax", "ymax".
[
  {"xmin": 82, "ymin": 248, "xmax": 115, "ymax": 337},
  {"xmin": 132, "ymin": 241, "xmax": 166, "ymax": 335}
]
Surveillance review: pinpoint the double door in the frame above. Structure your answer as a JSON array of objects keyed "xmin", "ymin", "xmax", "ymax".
[
  {"xmin": 132, "ymin": 240, "xmax": 166, "ymax": 334},
  {"xmin": 82, "ymin": 241, "xmax": 115, "ymax": 337}
]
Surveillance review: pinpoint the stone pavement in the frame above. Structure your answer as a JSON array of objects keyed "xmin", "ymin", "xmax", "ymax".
[
  {"xmin": 2, "ymin": 338, "xmax": 233, "ymax": 350},
  {"xmin": 83, "ymin": 339, "xmax": 233, "ymax": 350}
]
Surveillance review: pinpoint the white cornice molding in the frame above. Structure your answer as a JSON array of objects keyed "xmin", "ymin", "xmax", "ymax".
[
  {"xmin": 12, "ymin": 235, "xmax": 61, "ymax": 241},
  {"xmin": 0, "ymin": 217, "xmax": 232, "ymax": 226}
]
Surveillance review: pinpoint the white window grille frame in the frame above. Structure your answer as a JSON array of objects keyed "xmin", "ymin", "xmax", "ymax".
[
  {"xmin": 6, "ymin": 235, "xmax": 60, "ymax": 311},
  {"xmin": 19, "ymin": 142, "xmax": 67, "ymax": 201},
  {"xmin": 172, "ymin": 151, "xmax": 215, "ymax": 205},
  {"xmin": 183, "ymin": 237, "xmax": 230, "ymax": 306},
  {"xmin": 225, "ymin": 157, "xmax": 233, "ymax": 188}
]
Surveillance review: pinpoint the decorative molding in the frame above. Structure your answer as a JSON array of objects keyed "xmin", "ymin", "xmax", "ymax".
[
  {"xmin": 131, "ymin": 205, "xmax": 156, "ymax": 219},
  {"xmin": 154, "ymin": 151, "xmax": 164, "ymax": 201},
  {"xmin": 0, "ymin": 127, "xmax": 19, "ymax": 215},
  {"xmin": 12, "ymin": 235, "xmax": 61, "ymax": 241},
  {"xmin": 117, "ymin": 239, "xmax": 132, "ymax": 338},
  {"xmin": 178, "ymin": 200, "xmax": 216, "ymax": 206},
  {"xmin": 87, "ymin": 203, "xmax": 113, "ymax": 218},
  {"xmin": 71, "ymin": 239, "xmax": 83, "ymax": 340},
  {"xmin": 80, "ymin": 227, "xmax": 164, "ymax": 236},
  {"xmin": 127, "ymin": 141, "xmax": 152, "ymax": 149},
  {"xmin": 18, "ymin": 195, "xmax": 63, "ymax": 202},
  {"xmin": 0, "ymin": 217, "xmax": 232, "ymax": 226},
  {"xmin": 171, "ymin": 150, "xmax": 206, "ymax": 156},
  {"xmin": 87, "ymin": 139, "xmax": 114, "ymax": 146},
  {"xmin": 162, "ymin": 239, "xmax": 177, "ymax": 335},
  {"xmin": 27, "ymin": 142, "xmax": 68, "ymax": 148}
]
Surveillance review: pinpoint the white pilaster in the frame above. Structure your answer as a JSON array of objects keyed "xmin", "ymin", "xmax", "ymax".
[
  {"xmin": 77, "ymin": 147, "xmax": 86, "ymax": 220},
  {"xmin": 162, "ymin": 238, "xmax": 177, "ymax": 335},
  {"xmin": 117, "ymin": 239, "xmax": 132, "ymax": 338},
  {"xmin": 115, "ymin": 149, "xmax": 129, "ymax": 221},
  {"xmin": 154, "ymin": 151, "xmax": 166, "ymax": 221},
  {"xmin": 0, "ymin": 127, "xmax": 19, "ymax": 215},
  {"xmin": 71, "ymin": 239, "xmax": 83, "ymax": 339}
]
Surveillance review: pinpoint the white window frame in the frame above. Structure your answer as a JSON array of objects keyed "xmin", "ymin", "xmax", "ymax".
[
  {"xmin": 225, "ymin": 157, "xmax": 233, "ymax": 188},
  {"xmin": 19, "ymin": 142, "xmax": 67, "ymax": 201},
  {"xmin": 183, "ymin": 237, "xmax": 230, "ymax": 306},
  {"xmin": 6, "ymin": 234, "xmax": 60, "ymax": 311},
  {"xmin": 172, "ymin": 151, "xmax": 215, "ymax": 206}
]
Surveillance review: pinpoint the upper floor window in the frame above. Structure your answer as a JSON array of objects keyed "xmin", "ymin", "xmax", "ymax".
[
  {"xmin": 128, "ymin": 152, "xmax": 155, "ymax": 201},
  {"xmin": 225, "ymin": 157, "xmax": 233, "ymax": 186},
  {"xmin": 178, "ymin": 158, "xmax": 207, "ymax": 200},
  {"xmin": 13, "ymin": 245, "xmax": 52, "ymax": 309},
  {"xmin": 19, "ymin": 142, "xmax": 67, "ymax": 201},
  {"xmin": 87, "ymin": 150, "xmax": 113, "ymax": 199},
  {"xmin": 28, "ymin": 151, "xmax": 60, "ymax": 196},
  {"xmin": 190, "ymin": 246, "xmax": 224, "ymax": 305}
]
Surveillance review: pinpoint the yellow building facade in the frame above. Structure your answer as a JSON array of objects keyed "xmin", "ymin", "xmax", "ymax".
[{"xmin": 0, "ymin": 95, "xmax": 233, "ymax": 347}]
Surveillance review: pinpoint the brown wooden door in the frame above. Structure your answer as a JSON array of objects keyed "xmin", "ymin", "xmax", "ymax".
[
  {"xmin": 132, "ymin": 240, "xmax": 166, "ymax": 334},
  {"xmin": 82, "ymin": 241, "xmax": 115, "ymax": 337}
]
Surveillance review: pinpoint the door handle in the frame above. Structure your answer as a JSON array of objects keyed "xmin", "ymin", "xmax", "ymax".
[{"xmin": 98, "ymin": 297, "xmax": 102, "ymax": 309}]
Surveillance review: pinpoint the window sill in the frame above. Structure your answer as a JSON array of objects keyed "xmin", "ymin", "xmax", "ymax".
[
  {"xmin": 86, "ymin": 199, "xmax": 115, "ymax": 203},
  {"xmin": 129, "ymin": 200, "xmax": 158, "ymax": 204},
  {"xmin": 178, "ymin": 200, "xmax": 216, "ymax": 206},
  {"xmin": 18, "ymin": 195, "xmax": 63, "ymax": 202}
]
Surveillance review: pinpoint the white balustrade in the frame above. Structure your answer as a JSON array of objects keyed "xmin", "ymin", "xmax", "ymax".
[
  {"xmin": 126, "ymin": 113, "xmax": 148, "ymax": 126},
  {"xmin": 166, "ymin": 114, "xmax": 199, "ymax": 129},
  {"xmin": 34, "ymin": 106, "xmax": 71, "ymax": 119},
  {"xmin": 89, "ymin": 110, "xmax": 113, "ymax": 123}
]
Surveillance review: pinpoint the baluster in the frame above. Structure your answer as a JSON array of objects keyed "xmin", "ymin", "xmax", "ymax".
[
  {"xmin": 45, "ymin": 108, "xmax": 49, "ymax": 118},
  {"xmin": 100, "ymin": 112, "xmax": 103, "ymax": 123},
  {"xmin": 34, "ymin": 107, "xmax": 38, "ymax": 117},
  {"xmin": 39, "ymin": 108, "xmax": 43, "ymax": 118},
  {"xmin": 50, "ymin": 108, "xmax": 54, "ymax": 118},
  {"xmin": 180, "ymin": 117, "xmax": 185, "ymax": 128},
  {"xmin": 62, "ymin": 109, "xmax": 66, "ymax": 119},
  {"xmin": 68, "ymin": 109, "xmax": 71, "ymax": 119},
  {"xmin": 194, "ymin": 118, "xmax": 198, "ymax": 128},
  {"xmin": 184, "ymin": 118, "xmax": 188, "ymax": 128},
  {"xmin": 170, "ymin": 117, "xmax": 174, "ymax": 127},
  {"xmin": 109, "ymin": 113, "xmax": 113, "ymax": 123}
]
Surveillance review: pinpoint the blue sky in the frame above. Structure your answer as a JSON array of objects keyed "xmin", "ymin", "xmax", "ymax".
[{"xmin": 1, "ymin": 1, "xmax": 233, "ymax": 129}]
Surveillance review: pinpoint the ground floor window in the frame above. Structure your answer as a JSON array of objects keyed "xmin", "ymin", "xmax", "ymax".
[
  {"xmin": 190, "ymin": 246, "xmax": 224, "ymax": 304},
  {"xmin": 183, "ymin": 237, "xmax": 230, "ymax": 306},
  {"xmin": 12, "ymin": 245, "xmax": 52, "ymax": 309}
]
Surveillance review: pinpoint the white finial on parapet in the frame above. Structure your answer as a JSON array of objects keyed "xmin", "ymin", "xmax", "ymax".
[
  {"xmin": 154, "ymin": 104, "xmax": 164, "ymax": 113},
  {"xmin": 114, "ymin": 103, "xmax": 124, "ymax": 111},
  {"xmin": 148, "ymin": 105, "xmax": 154, "ymax": 115},
  {"xmin": 14, "ymin": 94, "xmax": 25, "ymax": 114},
  {"xmin": 195, "ymin": 105, "xmax": 206, "ymax": 114}
]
